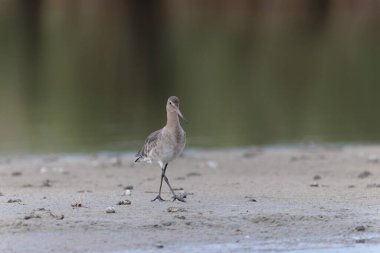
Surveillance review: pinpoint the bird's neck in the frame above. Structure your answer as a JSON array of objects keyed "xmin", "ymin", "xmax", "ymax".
[{"xmin": 166, "ymin": 111, "xmax": 180, "ymax": 130}]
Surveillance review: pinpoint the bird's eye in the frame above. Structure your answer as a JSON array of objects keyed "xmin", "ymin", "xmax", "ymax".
[{"xmin": 169, "ymin": 102, "xmax": 172, "ymax": 105}]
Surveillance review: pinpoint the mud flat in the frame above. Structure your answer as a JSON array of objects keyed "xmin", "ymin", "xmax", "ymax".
[{"xmin": 1, "ymin": 145, "xmax": 380, "ymax": 252}]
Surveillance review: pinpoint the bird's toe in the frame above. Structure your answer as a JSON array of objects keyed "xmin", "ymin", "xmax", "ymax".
[{"xmin": 151, "ymin": 195, "xmax": 166, "ymax": 202}]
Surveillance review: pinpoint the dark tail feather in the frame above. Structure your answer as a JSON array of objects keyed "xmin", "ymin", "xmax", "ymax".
[{"xmin": 135, "ymin": 157, "xmax": 140, "ymax": 162}]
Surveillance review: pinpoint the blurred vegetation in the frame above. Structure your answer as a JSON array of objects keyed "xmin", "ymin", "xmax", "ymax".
[{"xmin": 0, "ymin": 0, "xmax": 380, "ymax": 154}]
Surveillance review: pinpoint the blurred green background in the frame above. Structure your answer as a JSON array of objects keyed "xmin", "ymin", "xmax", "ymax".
[{"xmin": 1, "ymin": 0, "xmax": 380, "ymax": 154}]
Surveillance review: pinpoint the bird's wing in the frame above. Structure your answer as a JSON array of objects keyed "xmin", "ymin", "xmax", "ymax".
[{"xmin": 135, "ymin": 129, "xmax": 162, "ymax": 161}]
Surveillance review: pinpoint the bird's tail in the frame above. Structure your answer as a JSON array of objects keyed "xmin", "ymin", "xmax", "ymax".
[{"xmin": 134, "ymin": 156, "xmax": 141, "ymax": 162}]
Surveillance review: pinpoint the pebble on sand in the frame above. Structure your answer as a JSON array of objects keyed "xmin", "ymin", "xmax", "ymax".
[
  {"xmin": 106, "ymin": 207, "xmax": 116, "ymax": 213},
  {"xmin": 41, "ymin": 179, "xmax": 52, "ymax": 187},
  {"xmin": 156, "ymin": 244, "xmax": 164, "ymax": 249},
  {"xmin": 71, "ymin": 200, "xmax": 84, "ymax": 208},
  {"xmin": 355, "ymin": 225, "xmax": 366, "ymax": 232},
  {"xmin": 313, "ymin": 175, "xmax": 321, "ymax": 180},
  {"xmin": 162, "ymin": 221, "xmax": 172, "ymax": 226},
  {"xmin": 24, "ymin": 208, "xmax": 64, "ymax": 220},
  {"xmin": 7, "ymin": 199, "xmax": 22, "ymax": 203},
  {"xmin": 358, "ymin": 171, "xmax": 372, "ymax": 179},
  {"xmin": 242, "ymin": 150, "xmax": 259, "ymax": 158},
  {"xmin": 117, "ymin": 200, "xmax": 131, "ymax": 205},
  {"xmin": 245, "ymin": 196, "xmax": 257, "ymax": 202},
  {"xmin": 310, "ymin": 182, "xmax": 319, "ymax": 187},
  {"xmin": 24, "ymin": 214, "xmax": 41, "ymax": 220}
]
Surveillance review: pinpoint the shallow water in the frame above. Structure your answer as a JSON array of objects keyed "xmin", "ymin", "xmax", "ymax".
[{"xmin": 1, "ymin": 1, "xmax": 380, "ymax": 154}]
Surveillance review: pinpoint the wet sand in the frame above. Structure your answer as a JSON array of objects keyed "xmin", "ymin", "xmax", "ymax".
[{"xmin": 1, "ymin": 146, "xmax": 380, "ymax": 253}]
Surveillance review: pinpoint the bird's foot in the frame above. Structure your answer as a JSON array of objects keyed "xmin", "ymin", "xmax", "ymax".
[
  {"xmin": 151, "ymin": 195, "xmax": 166, "ymax": 202},
  {"xmin": 172, "ymin": 195, "xmax": 186, "ymax": 202}
]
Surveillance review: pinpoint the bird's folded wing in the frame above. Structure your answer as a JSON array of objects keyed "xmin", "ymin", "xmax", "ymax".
[{"xmin": 136, "ymin": 129, "xmax": 162, "ymax": 160}]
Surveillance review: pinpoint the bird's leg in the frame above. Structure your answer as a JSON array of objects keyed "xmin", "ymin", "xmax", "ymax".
[
  {"xmin": 162, "ymin": 164, "xmax": 186, "ymax": 202},
  {"xmin": 151, "ymin": 164, "xmax": 166, "ymax": 202}
]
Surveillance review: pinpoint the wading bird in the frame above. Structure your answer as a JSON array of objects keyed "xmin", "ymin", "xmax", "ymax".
[{"xmin": 135, "ymin": 96, "xmax": 186, "ymax": 202}]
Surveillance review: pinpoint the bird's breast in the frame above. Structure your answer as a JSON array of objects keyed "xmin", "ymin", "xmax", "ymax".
[{"xmin": 153, "ymin": 127, "xmax": 185, "ymax": 163}]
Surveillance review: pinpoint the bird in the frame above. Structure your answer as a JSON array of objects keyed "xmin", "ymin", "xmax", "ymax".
[{"xmin": 135, "ymin": 96, "xmax": 186, "ymax": 202}]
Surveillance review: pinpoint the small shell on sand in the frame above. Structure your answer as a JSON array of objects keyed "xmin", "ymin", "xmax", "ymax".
[
  {"xmin": 186, "ymin": 172, "xmax": 201, "ymax": 177},
  {"xmin": 167, "ymin": 207, "xmax": 186, "ymax": 213},
  {"xmin": 206, "ymin": 160, "xmax": 219, "ymax": 169},
  {"xmin": 110, "ymin": 157, "xmax": 122, "ymax": 167},
  {"xmin": 367, "ymin": 155, "xmax": 379, "ymax": 163},
  {"xmin": 122, "ymin": 190, "xmax": 132, "ymax": 196},
  {"xmin": 40, "ymin": 167, "xmax": 48, "ymax": 174},
  {"xmin": 198, "ymin": 160, "xmax": 219, "ymax": 169},
  {"xmin": 106, "ymin": 207, "xmax": 116, "ymax": 213}
]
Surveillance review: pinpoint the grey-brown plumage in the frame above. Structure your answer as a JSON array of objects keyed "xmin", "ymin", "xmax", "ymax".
[{"xmin": 135, "ymin": 96, "xmax": 186, "ymax": 202}]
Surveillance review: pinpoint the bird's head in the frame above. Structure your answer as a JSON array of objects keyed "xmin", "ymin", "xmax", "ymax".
[{"xmin": 166, "ymin": 96, "xmax": 184, "ymax": 119}]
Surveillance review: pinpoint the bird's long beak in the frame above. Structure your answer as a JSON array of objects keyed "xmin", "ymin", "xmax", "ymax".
[{"xmin": 174, "ymin": 106, "xmax": 185, "ymax": 120}]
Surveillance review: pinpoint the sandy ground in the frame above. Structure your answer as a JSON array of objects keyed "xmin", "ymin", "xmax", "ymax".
[{"xmin": 1, "ymin": 146, "xmax": 380, "ymax": 253}]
